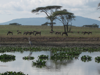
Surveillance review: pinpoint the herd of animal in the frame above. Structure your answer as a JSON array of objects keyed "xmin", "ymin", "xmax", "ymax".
[
  {"xmin": 7, "ymin": 30, "xmax": 41, "ymax": 36},
  {"xmin": 7, "ymin": 30, "xmax": 92, "ymax": 36}
]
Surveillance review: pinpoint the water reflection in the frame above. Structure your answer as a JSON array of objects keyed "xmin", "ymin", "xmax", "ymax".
[{"xmin": 0, "ymin": 51, "xmax": 100, "ymax": 75}]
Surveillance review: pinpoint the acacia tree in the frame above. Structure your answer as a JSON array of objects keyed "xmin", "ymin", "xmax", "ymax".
[
  {"xmin": 52, "ymin": 10, "xmax": 75, "ymax": 36},
  {"xmin": 31, "ymin": 6, "xmax": 62, "ymax": 31},
  {"xmin": 97, "ymin": 3, "xmax": 100, "ymax": 18}
]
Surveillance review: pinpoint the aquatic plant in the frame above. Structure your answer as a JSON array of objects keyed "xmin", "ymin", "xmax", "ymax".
[
  {"xmin": 23, "ymin": 56, "xmax": 34, "ymax": 60},
  {"xmin": 95, "ymin": 56, "xmax": 100, "ymax": 63},
  {"xmin": 32, "ymin": 59, "xmax": 46, "ymax": 68},
  {"xmin": 0, "ymin": 46, "xmax": 100, "ymax": 53},
  {"xmin": 38, "ymin": 55, "xmax": 48, "ymax": 60},
  {"xmin": 0, "ymin": 71, "xmax": 26, "ymax": 75},
  {"xmin": 81, "ymin": 55, "xmax": 92, "ymax": 62},
  {"xmin": 0, "ymin": 54, "xmax": 15, "ymax": 62}
]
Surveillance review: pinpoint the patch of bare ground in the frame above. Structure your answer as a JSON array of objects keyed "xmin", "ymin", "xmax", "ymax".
[{"xmin": 0, "ymin": 36, "xmax": 100, "ymax": 47}]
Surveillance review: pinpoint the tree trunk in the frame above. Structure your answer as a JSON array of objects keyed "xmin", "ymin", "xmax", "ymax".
[
  {"xmin": 51, "ymin": 20, "xmax": 53, "ymax": 32},
  {"xmin": 67, "ymin": 22, "xmax": 68, "ymax": 32},
  {"xmin": 63, "ymin": 25, "xmax": 68, "ymax": 36},
  {"xmin": 64, "ymin": 25, "xmax": 66, "ymax": 32}
]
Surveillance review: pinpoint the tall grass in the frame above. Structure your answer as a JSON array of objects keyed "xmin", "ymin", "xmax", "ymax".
[{"xmin": 0, "ymin": 25, "xmax": 100, "ymax": 37}]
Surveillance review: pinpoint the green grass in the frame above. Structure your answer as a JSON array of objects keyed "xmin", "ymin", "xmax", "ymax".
[{"xmin": 0, "ymin": 25, "xmax": 100, "ymax": 37}]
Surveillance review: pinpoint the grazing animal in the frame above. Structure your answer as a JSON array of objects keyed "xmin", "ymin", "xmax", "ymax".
[
  {"xmin": 35, "ymin": 31, "xmax": 41, "ymax": 36},
  {"xmin": 17, "ymin": 31, "xmax": 22, "ymax": 34},
  {"xmin": 83, "ymin": 31, "xmax": 88, "ymax": 35},
  {"xmin": 28, "ymin": 31, "xmax": 33, "ymax": 35},
  {"xmin": 62, "ymin": 32, "xmax": 68, "ymax": 36},
  {"xmin": 88, "ymin": 32, "xmax": 92, "ymax": 35},
  {"xmin": 17, "ymin": 30, "xmax": 22, "ymax": 34},
  {"xmin": 23, "ymin": 32, "xmax": 28, "ymax": 35},
  {"xmin": 7, "ymin": 31, "xmax": 13, "ymax": 35},
  {"xmin": 32, "ymin": 31, "xmax": 37, "ymax": 35},
  {"xmin": 55, "ymin": 32, "xmax": 61, "ymax": 35}
]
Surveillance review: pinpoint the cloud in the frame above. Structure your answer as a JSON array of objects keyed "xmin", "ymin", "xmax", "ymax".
[{"xmin": 0, "ymin": 0, "xmax": 100, "ymax": 23}]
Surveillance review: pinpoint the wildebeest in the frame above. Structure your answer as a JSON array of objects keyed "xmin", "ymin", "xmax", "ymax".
[
  {"xmin": 17, "ymin": 31, "xmax": 22, "ymax": 34},
  {"xmin": 23, "ymin": 31, "xmax": 34, "ymax": 35},
  {"xmin": 82, "ymin": 31, "xmax": 92, "ymax": 35},
  {"xmin": 55, "ymin": 32, "xmax": 61, "ymax": 35},
  {"xmin": 35, "ymin": 31, "xmax": 41, "ymax": 36},
  {"xmin": 7, "ymin": 31, "xmax": 13, "ymax": 35},
  {"xmin": 17, "ymin": 30, "xmax": 22, "ymax": 34},
  {"xmin": 88, "ymin": 32, "xmax": 92, "ymax": 35},
  {"xmin": 28, "ymin": 31, "xmax": 33, "ymax": 35},
  {"xmin": 83, "ymin": 31, "xmax": 88, "ymax": 35},
  {"xmin": 62, "ymin": 32, "xmax": 68, "ymax": 36},
  {"xmin": 23, "ymin": 31, "xmax": 28, "ymax": 35}
]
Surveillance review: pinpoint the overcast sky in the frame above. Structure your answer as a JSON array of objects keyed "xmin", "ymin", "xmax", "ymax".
[{"xmin": 0, "ymin": 0, "xmax": 100, "ymax": 23}]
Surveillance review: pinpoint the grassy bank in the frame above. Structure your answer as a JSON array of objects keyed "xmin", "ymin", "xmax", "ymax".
[{"xmin": 0, "ymin": 25, "xmax": 100, "ymax": 37}]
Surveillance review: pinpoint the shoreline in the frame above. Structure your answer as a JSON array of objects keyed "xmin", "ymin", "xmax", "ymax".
[
  {"xmin": 0, "ymin": 42, "xmax": 100, "ymax": 47},
  {"xmin": 0, "ymin": 36, "xmax": 100, "ymax": 47}
]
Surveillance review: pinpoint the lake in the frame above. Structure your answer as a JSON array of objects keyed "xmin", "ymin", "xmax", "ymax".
[{"xmin": 0, "ymin": 50, "xmax": 100, "ymax": 75}]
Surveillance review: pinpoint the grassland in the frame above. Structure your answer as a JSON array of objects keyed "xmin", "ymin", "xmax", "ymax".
[{"xmin": 0, "ymin": 25, "xmax": 100, "ymax": 37}]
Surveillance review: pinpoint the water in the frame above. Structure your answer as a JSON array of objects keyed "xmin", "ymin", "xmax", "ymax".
[{"xmin": 0, "ymin": 51, "xmax": 100, "ymax": 75}]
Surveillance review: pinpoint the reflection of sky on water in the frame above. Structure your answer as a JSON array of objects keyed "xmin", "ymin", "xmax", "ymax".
[{"xmin": 0, "ymin": 51, "xmax": 100, "ymax": 75}]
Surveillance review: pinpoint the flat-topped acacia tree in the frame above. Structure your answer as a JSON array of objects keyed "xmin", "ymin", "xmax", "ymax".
[
  {"xmin": 97, "ymin": 3, "xmax": 100, "ymax": 18},
  {"xmin": 52, "ymin": 9, "xmax": 75, "ymax": 36},
  {"xmin": 31, "ymin": 6, "xmax": 62, "ymax": 32}
]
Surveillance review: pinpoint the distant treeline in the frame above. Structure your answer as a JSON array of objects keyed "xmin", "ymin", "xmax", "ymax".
[
  {"xmin": 9, "ymin": 23, "xmax": 21, "ymax": 25},
  {"xmin": 82, "ymin": 24, "xmax": 99, "ymax": 28}
]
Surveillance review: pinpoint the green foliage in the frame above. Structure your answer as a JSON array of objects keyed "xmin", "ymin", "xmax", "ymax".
[
  {"xmin": 33, "ymin": 59, "xmax": 46, "ymax": 68},
  {"xmin": 9, "ymin": 23, "xmax": 21, "ymax": 25},
  {"xmin": 0, "ymin": 71, "xmax": 26, "ymax": 75},
  {"xmin": 95, "ymin": 56, "xmax": 100, "ymax": 63},
  {"xmin": 81, "ymin": 55, "xmax": 92, "ymax": 62},
  {"xmin": 38, "ymin": 55, "xmax": 48, "ymax": 60},
  {"xmin": 23, "ymin": 56, "xmax": 34, "ymax": 60},
  {"xmin": 0, "ymin": 54, "xmax": 15, "ymax": 62}
]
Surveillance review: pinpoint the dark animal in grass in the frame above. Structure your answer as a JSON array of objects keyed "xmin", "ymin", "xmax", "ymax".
[
  {"xmin": 50, "ymin": 31, "xmax": 54, "ymax": 34},
  {"xmin": 55, "ymin": 32, "xmax": 61, "ymax": 35},
  {"xmin": 35, "ymin": 31, "xmax": 41, "ymax": 36},
  {"xmin": 88, "ymin": 32, "xmax": 92, "ymax": 35},
  {"xmin": 83, "ymin": 31, "xmax": 89, "ymax": 35},
  {"xmin": 7, "ymin": 31, "xmax": 13, "ymax": 35},
  {"xmin": 62, "ymin": 32, "xmax": 68, "ymax": 36},
  {"xmin": 33, "ymin": 31, "xmax": 37, "ymax": 35},
  {"xmin": 23, "ymin": 32, "xmax": 28, "ymax": 35},
  {"xmin": 28, "ymin": 31, "xmax": 33, "ymax": 35},
  {"xmin": 17, "ymin": 31, "xmax": 22, "ymax": 34},
  {"xmin": 17, "ymin": 30, "xmax": 22, "ymax": 34}
]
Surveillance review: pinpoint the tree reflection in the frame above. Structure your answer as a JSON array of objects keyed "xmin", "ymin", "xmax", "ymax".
[{"xmin": 45, "ymin": 50, "xmax": 74, "ymax": 70}]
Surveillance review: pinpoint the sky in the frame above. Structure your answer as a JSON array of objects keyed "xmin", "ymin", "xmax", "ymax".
[{"xmin": 0, "ymin": 0, "xmax": 100, "ymax": 23}]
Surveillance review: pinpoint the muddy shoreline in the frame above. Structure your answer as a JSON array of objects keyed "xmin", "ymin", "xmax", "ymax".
[
  {"xmin": 0, "ymin": 37, "xmax": 100, "ymax": 47},
  {"xmin": 0, "ymin": 42, "xmax": 100, "ymax": 47}
]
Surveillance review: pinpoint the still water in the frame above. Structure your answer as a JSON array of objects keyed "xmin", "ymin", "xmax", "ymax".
[{"xmin": 0, "ymin": 51, "xmax": 100, "ymax": 75}]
